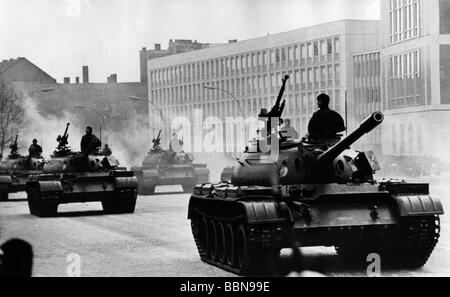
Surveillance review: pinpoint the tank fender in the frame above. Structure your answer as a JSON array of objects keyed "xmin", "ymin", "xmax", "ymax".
[
  {"xmin": 0, "ymin": 175, "xmax": 12, "ymax": 191},
  {"xmin": 393, "ymin": 195, "xmax": 444, "ymax": 217},
  {"xmin": 142, "ymin": 170, "xmax": 159, "ymax": 178},
  {"xmin": 239, "ymin": 201, "xmax": 293, "ymax": 225},
  {"xmin": 115, "ymin": 176, "xmax": 138, "ymax": 189},
  {"xmin": 193, "ymin": 167, "xmax": 210, "ymax": 177},
  {"xmin": 0, "ymin": 175, "xmax": 13, "ymax": 185},
  {"xmin": 38, "ymin": 181, "xmax": 63, "ymax": 192}
]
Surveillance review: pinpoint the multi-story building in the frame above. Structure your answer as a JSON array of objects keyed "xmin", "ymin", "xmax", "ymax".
[
  {"xmin": 140, "ymin": 39, "xmax": 228, "ymax": 83},
  {"xmin": 147, "ymin": 20, "xmax": 380, "ymax": 154},
  {"xmin": 380, "ymin": 0, "xmax": 450, "ymax": 160},
  {"xmin": 352, "ymin": 52, "xmax": 382, "ymax": 154}
]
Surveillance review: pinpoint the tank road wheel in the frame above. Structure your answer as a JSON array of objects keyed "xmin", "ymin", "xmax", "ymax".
[
  {"xmin": 199, "ymin": 217, "xmax": 210, "ymax": 259},
  {"xmin": 235, "ymin": 224, "xmax": 262, "ymax": 275},
  {"xmin": 216, "ymin": 222, "xmax": 226, "ymax": 264},
  {"xmin": 0, "ymin": 191, "xmax": 8, "ymax": 201},
  {"xmin": 26, "ymin": 186, "xmax": 58, "ymax": 218},
  {"xmin": 190, "ymin": 216, "xmax": 207, "ymax": 258},
  {"xmin": 395, "ymin": 216, "xmax": 441, "ymax": 268},
  {"xmin": 209, "ymin": 220, "xmax": 218, "ymax": 261},
  {"xmin": 225, "ymin": 223, "xmax": 236, "ymax": 267},
  {"xmin": 234, "ymin": 224, "xmax": 281, "ymax": 276}
]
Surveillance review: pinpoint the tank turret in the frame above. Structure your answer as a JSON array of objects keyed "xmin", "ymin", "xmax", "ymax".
[{"xmin": 43, "ymin": 123, "xmax": 119, "ymax": 173}]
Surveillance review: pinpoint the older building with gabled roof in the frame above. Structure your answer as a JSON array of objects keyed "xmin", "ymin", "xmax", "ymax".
[{"xmin": 0, "ymin": 57, "xmax": 56, "ymax": 83}]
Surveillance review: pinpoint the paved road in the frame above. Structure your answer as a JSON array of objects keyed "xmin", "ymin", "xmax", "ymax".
[{"xmin": 0, "ymin": 184, "xmax": 449, "ymax": 277}]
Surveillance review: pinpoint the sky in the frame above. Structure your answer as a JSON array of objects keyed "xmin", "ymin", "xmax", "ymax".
[{"xmin": 0, "ymin": 0, "xmax": 380, "ymax": 83}]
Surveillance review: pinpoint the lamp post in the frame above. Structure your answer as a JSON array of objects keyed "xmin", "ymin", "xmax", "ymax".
[
  {"xmin": 203, "ymin": 85, "xmax": 245, "ymax": 118},
  {"xmin": 72, "ymin": 105, "xmax": 108, "ymax": 142},
  {"xmin": 128, "ymin": 96, "xmax": 168, "ymax": 137}
]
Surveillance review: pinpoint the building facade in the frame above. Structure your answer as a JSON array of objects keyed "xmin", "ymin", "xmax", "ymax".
[
  {"xmin": 140, "ymin": 39, "xmax": 228, "ymax": 83},
  {"xmin": 380, "ymin": 0, "xmax": 450, "ymax": 160},
  {"xmin": 352, "ymin": 52, "xmax": 382, "ymax": 154},
  {"xmin": 147, "ymin": 20, "xmax": 380, "ymax": 153}
]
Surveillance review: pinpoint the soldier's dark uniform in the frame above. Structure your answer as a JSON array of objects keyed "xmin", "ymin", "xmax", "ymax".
[
  {"xmin": 308, "ymin": 94, "xmax": 345, "ymax": 139},
  {"xmin": 80, "ymin": 134, "xmax": 101, "ymax": 154},
  {"xmin": 101, "ymin": 145, "xmax": 112, "ymax": 156},
  {"xmin": 28, "ymin": 143, "xmax": 43, "ymax": 158}
]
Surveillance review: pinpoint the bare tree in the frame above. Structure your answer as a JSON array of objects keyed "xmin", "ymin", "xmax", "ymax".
[{"xmin": 0, "ymin": 79, "xmax": 23, "ymax": 157}]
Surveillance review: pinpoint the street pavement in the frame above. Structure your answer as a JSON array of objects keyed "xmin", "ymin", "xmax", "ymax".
[{"xmin": 0, "ymin": 184, "xmax": 449, "ymax": 277}]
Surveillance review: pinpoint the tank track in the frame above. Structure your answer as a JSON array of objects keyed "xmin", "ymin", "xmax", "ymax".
[
  {"xmin": 336, "ymin": 215, "xmax": 441, "ymax": 268},
  {"xmin": 116, "ymin": 187, "xmax": 138, "ymax": 213},
  {"xmin": 27, "ymin": 188, "xmax": 59, "ymax": 217},
  {"xmin": 398, "ymin": 215, "xmax": 440, "ymax": 268},
  {"xmin": 190, "ymin": 211, "xmax": 283, "ymax": 276},
  {"xmin": 102, "ymin": 187, "xmax": 137, "ymax": 214}
]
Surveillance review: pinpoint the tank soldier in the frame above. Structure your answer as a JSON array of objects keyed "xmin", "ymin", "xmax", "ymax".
[
  {"xmin": 28, "ymin": 139, "xmax": 43, "ymax": 158},
  {"xmin": 101, "ymin": 144, "xmax": 112, "ymax": 156},
  {"xmin": 308, "ymin": 93, "xmax": 345, "ymax": 139},
  {"xmin": 80, "ymin": 126, "xmax": 102, "ymax": 154},
  {"xmin": 281, "ymin": 119, "xmax": 299, "ymax": 140}
]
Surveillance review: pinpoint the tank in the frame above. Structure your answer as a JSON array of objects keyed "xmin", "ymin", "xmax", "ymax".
[
  {"xmin": 0, "ymin": 135, "xmax": 44, "ymax": 201},
  {"xmin": 188, "ymin": 75, "xmax": 444, "ymax": 275},
  {"xmin": 25, "ymin": 123, "xmax": 138, "ymax": 217},
  {"xmin": 133, "ymin": 130, "xmax": 210, "ymax": 195}
]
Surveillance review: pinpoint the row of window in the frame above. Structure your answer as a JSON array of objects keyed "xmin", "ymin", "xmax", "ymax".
[
  {"xmin": 151, "ymin": 64, "xmax": 341, "ymax": 106},
  {"xmin": 353, "ymin": 53, "xmax": 381, "ymax": 79},
  {"xmin": 151, "ymin": 89, "xmax": 342, "ymax": 124},
  {"xmin": 149, "ymin": 38, "xmax": 341, "ymax": 86},
  {"xmin": 391, "ymin": 122, "xmax": 423, "ymax": 155},
  {"xmin": 389, "ymin": 49, "xmax": 421, "ymax": 79},
  {"xmin": 390, "ymin": 0, "xmax": 420, "ymax": 44}
]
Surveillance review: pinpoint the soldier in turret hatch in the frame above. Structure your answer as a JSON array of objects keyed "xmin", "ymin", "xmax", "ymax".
[
  {"xmin": 81, "ymin": 126, "xmax": 102, "ymax": 154},
  {"xmin": 28, "ymin": 139, "xmax": 43, "ymax": 158},
  {"xmin": 101, "ymin": 144, "xmax": 112, "ymax": 156},
  {"xmin": 308, "ymin": 93, "xmax": 345, "ymax": 139},
  {"xmin": 281, "ymin": 119, "xmax": 299, "ymax": 140}
]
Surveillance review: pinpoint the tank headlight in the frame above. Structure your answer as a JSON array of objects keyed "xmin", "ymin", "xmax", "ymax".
[
  {"xmin": 61, "ymin": 164, "xmax": 67, "ymax": 170},
  {"xmin": 279, "ymin": 166, "xmax": 289, "ymax": 178}
]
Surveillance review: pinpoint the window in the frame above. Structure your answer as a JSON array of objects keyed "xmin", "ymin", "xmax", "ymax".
[
  {"xmin": 320, "ymin": 40, "xmax": 326, "ymax": 58},
  {"xmin": 301, "ymin": 44, "xmax": 307, "ymax": 61},
  {"xmin": 390, "ymin": 0, "xmax": 420, "ymax": 43},
  {"xmin": 313, "ymin": 42, "xmax": 319, "ymax": 57},
  {"xmin": 334, "ymin": 38, "xmax": 340, "ymax": 56},
  {"xmin": 307, "ymin": 43, "xmax": 313, "ymax": 60},
  {"xmin": 334, "ymin": 64, "xmax": 340, "ymax": 85},
  {"xmin": 281, "ymin": 48, "xmax": 287, "ymax": 62}
]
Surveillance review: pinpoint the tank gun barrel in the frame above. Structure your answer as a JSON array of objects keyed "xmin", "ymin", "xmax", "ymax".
[{"xmin": 316, "ymin": 112, "xmax": 384, "ymax": 167}]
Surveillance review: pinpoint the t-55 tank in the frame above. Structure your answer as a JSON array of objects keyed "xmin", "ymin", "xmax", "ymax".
[
  {"xmin": 133, "ymin": 131, "xmax": 209, "ymax": 195},
  {"xmin": 26, "ymin": 123, "xmax": 138, "ymax": 217},
  {"xmin": 188, "ymin": 75, "xmax": 444, "ymax": 275},
  {"xmin": 0, "ymin": 135, "xmax": 44, "ymax": 201}
]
